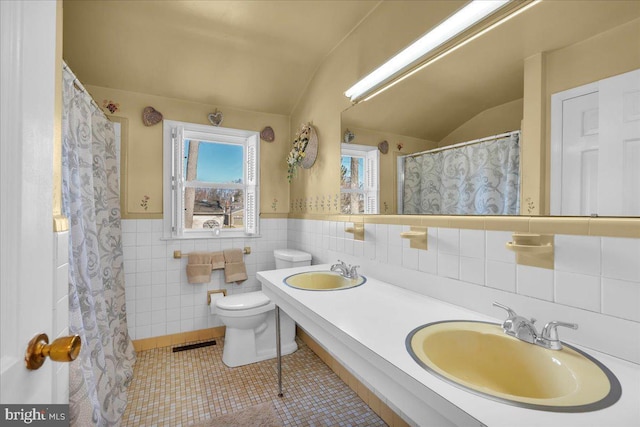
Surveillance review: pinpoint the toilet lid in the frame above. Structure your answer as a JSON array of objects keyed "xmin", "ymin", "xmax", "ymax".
[
  {"xmin": 216, "ymin": 291, "xmax": 270, "ymax": 310},
  {"xmin": 274, "ymin": 249, "xmax": 312, "ymax": 262}
]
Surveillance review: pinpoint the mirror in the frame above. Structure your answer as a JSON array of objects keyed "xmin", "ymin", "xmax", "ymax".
[{"xmin": 341, "ymin": 0, "xmax": 640, "ymax": 216}]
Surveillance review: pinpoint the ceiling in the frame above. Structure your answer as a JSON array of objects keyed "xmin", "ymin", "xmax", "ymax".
[
  {"xmin": 62, "ymin": 0, "xmax": 381, "ymax": 115},
  {"xmin": 343, "ymin": 0, "xmax": 640, "ymax": 142}
]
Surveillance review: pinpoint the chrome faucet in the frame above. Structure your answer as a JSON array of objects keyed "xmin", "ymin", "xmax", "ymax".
[
  {"xmin": 330, "ymin": 260, "xmax": 359, "ymax": 279},
  {"xmin": 537, "ymin": 320, "xmax": 579, "ymax": 350},
  {"xmin": 493, "ymin": 302, "xmax": 578, "ymax": 350}
]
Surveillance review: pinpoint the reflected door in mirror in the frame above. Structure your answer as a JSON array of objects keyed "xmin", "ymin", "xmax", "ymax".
[{"xmin": 551, "ymin": 69, "xmax": 640, "ymax": 217}]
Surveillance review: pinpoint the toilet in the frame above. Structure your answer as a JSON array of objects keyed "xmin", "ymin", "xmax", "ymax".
[{"xmin": 214, "ymin": 249, "xmax": 312, "ymax": 367}]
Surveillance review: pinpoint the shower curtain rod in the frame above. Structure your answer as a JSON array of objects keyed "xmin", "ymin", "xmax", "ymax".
[
  {"xmin": 404, "ymin": 130, "xmax": 520, "ymax": 158},
  {"xmin": 62, "ymin": 62, "xmax": 103, "ymax": 114}
]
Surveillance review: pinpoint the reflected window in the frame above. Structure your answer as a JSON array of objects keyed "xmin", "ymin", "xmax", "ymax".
[{"xmin": 340, "ymin": 144, "xmax": 379, "ymax": 214}]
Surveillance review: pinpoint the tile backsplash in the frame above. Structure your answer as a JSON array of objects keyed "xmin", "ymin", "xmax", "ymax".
[
  {"xmin": 120, "ymin": 217, "xmax": 640, "ymax": 363},
  {"xmin": 286, "ymin": 219, "xmax": 640, "ymax": 364},
  {"xmin": 121, "ymin": 219, "xmax": 287, "ymax": 340}
]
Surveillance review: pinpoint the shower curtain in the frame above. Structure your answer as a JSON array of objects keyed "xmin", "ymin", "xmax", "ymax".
[
  {"xmin": 62, "ymin": 66, "xmax": 136, "ymax": 426},
  {"xmin": 403, "ymin": 132, "xmax": 520, "ymax": 215}
]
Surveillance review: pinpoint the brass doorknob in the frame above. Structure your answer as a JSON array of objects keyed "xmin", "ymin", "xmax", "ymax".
[{"xmin": 25, "ymin": 333, "xmax": 81, "ymax": 370}]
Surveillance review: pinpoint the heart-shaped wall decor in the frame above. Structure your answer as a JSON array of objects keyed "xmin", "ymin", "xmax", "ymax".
[
  {"xmin": 260, "ymin": 126, "xmax": 275, "ymax": 142},
  {"xmin": 208, "ymin": 110, "xmax": 224, "ymax": 126},
  {"xmin": 142, "ymin": 106, "xmax": 163, "ymax": 126},
  {"xmin": 378, "ymin": 140, "xmax": 389, "ymax": 154}
]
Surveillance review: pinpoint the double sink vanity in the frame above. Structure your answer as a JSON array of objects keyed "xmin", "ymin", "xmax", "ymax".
[{"xmin": 258, "ymin": 264, "xmax": 640, "ymax": 427}]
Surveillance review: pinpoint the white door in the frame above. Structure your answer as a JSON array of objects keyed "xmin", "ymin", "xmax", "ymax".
[
  {"xmin": 598, "ymin": 69, "xmax": 640, "ymax": 216},
  {"xmin": 0, "ymin": 0, "xmax": 61, "ymax": 404},
  {"xmin": 551, "ymin": 69, "xmax": 640, "ymax": 216}
]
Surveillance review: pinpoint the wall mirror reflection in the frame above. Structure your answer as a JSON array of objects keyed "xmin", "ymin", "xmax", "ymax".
[{"xmin": 340, "ymin": 0, "xmax": 640, "ymax": 216}]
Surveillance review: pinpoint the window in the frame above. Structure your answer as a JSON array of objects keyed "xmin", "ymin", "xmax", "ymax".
[
  {"xmin": 163, "ymin": 120, "xmax": 259, "ymax": 237},
  {"xmin": 340, "ymin": 143, "xmax": 379, "ymax": 214}
]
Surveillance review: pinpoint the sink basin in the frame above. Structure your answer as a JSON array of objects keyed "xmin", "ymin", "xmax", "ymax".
[
  {"xmin": 284, "ymin": 271, "xmax": 366, "ymax": 291},
  {"xmin": 406, "ymin": 320, "xmax": 621, "ymax": 412}
]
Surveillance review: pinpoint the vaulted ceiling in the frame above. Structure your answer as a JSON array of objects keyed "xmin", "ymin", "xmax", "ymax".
[{"xmin": 63, "ymin": 0, "xmax": 380, "ymax": 115}]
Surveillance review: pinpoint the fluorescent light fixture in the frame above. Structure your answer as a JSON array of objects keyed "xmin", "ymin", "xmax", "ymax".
[{"xmin": 344, "ymin": 0, "xmax": 511, "ymax": 103}]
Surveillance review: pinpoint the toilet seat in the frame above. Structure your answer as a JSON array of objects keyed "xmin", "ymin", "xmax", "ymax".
[
  {"xmin": 216, "ymin": 291, "xmax": 270, "ymax": 310},
  {"xmin": 215, "ymin": 291, "xmax": 274, "ymax": 318}
]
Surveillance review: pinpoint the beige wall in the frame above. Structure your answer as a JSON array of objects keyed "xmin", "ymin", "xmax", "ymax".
[
  {"xmin": 289, "ymin": 1, "xmax": 452, "ymax": 213},
  {"xmin": 541, "ymin": 18, "xmax": 640, "ymax": 214},
  {"xmin": 86, "ymin": 85, "xmax": 291, "ymax": 218},
  {"xmin": 438, "ymin": 99, "xmax": 524, "ymax": 147}
]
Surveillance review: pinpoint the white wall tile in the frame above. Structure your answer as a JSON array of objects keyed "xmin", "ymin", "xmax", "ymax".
[
  {"xmin": 136, "ymin": 298, "xmax": 152, "ymax": 313},
  {"xmin": 123, "ymin": 218, "xmax": 640, "ymax": 354},
  {"xmin": 136, "ymin": 220, "xmax": 153, "ymax": 233},
  {"xmin": 555, "ymin": 235, "xmax": 601, "ymax": 276},
  {"xmin": 388, "ymin": 244, "xmax": 402, "ymax": 266},
  {"xmin": 388, "ymin": 225, "xmax": 403, "ymax": 247},
  {"xmin": 375, "ymin": 241, "xmax": 388, "ymax": 264},
  {"xmin": 121, "ymin": 219, "xmax": 136, "ymax": 233},
  {"xmin": 437, "ymin": 228, "xmax": 459, "ymax": 255},
  {"xmin": 516, "ymin": 265, "xmax": 553, "ymax": 301},
  {"xmin": 375, "ymin": 224, "xmax": 388, "ymax": 246},
  {"xmin": 136, "ymin": 259, "xmax": 152, "ymax": 273},
  {"xmin": 460, "ymin": 256, "xmax": 484, "ymax": 286},
  {"xmin": 135, "ymin": 325, "xmax": 151, "ymax": 339},
  {"xmin": 137, "ymin": 311, "xmax": 151, "ymax": 327},
  {"xmin": 151, "ymin": 324, "xmax": 166, "ymax": 337},
  {"xmin": 485, "ymin": 231, "xmax": 515, "ymax": 263},
  {"xmin": 555, "ymin": 271, "xmax": 601, "ymax": 312},
  {"xmin": 418, "ymin": 249, "xmax": 437, "ymax": 275},
  {"xmin": 166, "ymin": 321, "xmax": 180, "ymax": 335},
  {"xmin": 364, "ymin": 241, "xmax": 376, "ymax": 260},
  {"xmin": 602, "ymin": 237, "xmax": 640, "ymax": 282},
  {"xmin": 353, "ymin": 241, "xmax": 364, "ymax": 257},
  {"xmin": 438, "ymin": 253, "xmax": 459, "ymax": 279},
  {"xmin": 402, "ymin": 247, "xmax": 419, "ymax": 270},
  {"xmin": 460, "ymin": 229, "xmax": 485, "ymax": 259},
  {"xmin": 122, "ymin": 232, "xmax": 136, "ymax": 247},
  {"xmin": 151, "ymin": 219, "xmax": 163, "ymax": 232},
  {"xmin": 602, "ymin": 277, "xmax": 640, "ymax": 321},
  {"xmin": 486, "ymin": 260, "xmax": 516, "ymax": 292},
  {"xmin": 136, "ymin": 233, "xmax": 152, "ymax": 246}
]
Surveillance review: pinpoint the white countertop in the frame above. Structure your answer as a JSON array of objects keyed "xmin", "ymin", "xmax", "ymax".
[{"xmin": 258, "ymin": 264, "xmax": 640, "ymax": 427}]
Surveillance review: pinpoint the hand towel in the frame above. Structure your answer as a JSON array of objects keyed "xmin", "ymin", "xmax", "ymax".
[
  {"xmin": 187, "ymin": 264, "xmax": 212, "ymax": 284},
  {"xmin": 223, "ymin": 248, "xmax": 247, "ymax": 283},
  {"xmin": 210, "ymin": 251, "xmax": 225, "ymax": 270},
  {"xmin": 187, "ymin": 252, "xmax": 212, "ymax": 284},
  {"xmin": 188, "ymin": 252, "xmax": 212, "ymax": 265}
]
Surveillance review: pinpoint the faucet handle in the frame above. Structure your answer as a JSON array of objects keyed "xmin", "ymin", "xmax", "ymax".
[
  {"xmin": 349, "ymin": 265, "xmax": 359, "ymax": 278},
  {"xmin": 541, "ymin": 321, "xmax": 578, "ymax": 341},
  {"xmin": 493, "ymin": 302, "xmax": 518, "ymax": 318}
]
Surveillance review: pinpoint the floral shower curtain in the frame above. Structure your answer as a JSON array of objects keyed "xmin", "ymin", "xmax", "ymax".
[
  {"xmin": 403, "ymin": 132, "xmax": 520, "ymax": 215},
  {"xmin": 62, "ymin": 66, "xmax": 136, "ymax": 426}
]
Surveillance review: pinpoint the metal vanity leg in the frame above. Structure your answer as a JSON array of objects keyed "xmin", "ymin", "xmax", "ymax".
[{"xmin": 275, "ymin": 305, "xmax": 283, "ymax": 397}]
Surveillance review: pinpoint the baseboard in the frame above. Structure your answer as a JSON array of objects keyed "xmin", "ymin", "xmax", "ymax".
[
  {"xmin": 295, "ymin": 326, "xmax": 409, "ymax": 427},
  {"xmin": 133, "ymin": 326, "xmax": 226, "ymax": 352}
]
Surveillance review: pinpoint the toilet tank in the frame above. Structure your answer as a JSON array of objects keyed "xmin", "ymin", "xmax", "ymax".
[{"xmin": 274, "ymin": 249, "xmax": 311, "ymax": 269}]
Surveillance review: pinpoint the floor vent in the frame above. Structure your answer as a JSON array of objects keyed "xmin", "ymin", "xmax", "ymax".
[{"xmin": 172, "ymin": 340, "xmax": 217, "ymax": 353}]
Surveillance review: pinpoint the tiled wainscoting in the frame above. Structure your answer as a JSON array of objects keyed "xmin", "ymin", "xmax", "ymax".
[
  {"xmin": 287, "ymin": 218, "xmax": 640, "ymax": 364},
  {"xmin": 120, "ymin": 216, "xmax": 640, "ymax": 364},
  {"xmin": 121, "ymin": 218, "xmax": 287, "ymax": 340}
]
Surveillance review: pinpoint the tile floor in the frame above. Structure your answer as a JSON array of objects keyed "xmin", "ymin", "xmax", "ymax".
[{"xmin": 122, "ymin": 338, "xmax": 387, "ymax": 426}]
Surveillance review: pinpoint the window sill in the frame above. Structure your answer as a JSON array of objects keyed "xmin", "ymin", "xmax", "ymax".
[{"xmin": 160, "ymin": 233, "xmax": 263, "ymax": 241}]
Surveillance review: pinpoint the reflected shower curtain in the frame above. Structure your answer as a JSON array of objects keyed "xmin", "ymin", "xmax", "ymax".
[
  {"xmin": 62, "ymin": 67, "xmax": 136, "ymax": 426},
  {"xmin": 403, "ymin": 133, "xmax": 520, "ymax": 215}
]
